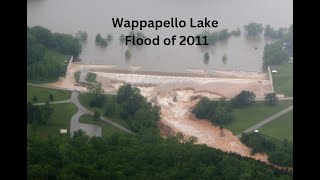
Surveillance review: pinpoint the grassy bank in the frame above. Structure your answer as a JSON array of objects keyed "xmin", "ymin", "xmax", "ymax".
[
  {"xmin": 272, "ymin": 63, "xmax": 293, "ymax": 97},
  {"xmin": 27, "ymin": 103, "xmax": 78, "ymax": 137},
  {"xmin": 260, "ymin": 110, "xmax": 293, "ymax": 141},
  {"xmin": 225, "ymin": 100, "xmax": 293, "ymax": 135}
]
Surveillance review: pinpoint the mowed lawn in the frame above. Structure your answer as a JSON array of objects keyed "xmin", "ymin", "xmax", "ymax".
[
  {"xmin": 79, "ymin": 114, "xmax": 125, "ymax": 138},
  {"xmin": 78, "ymin": 93, "xmax": 130, "ymax": 129},
  {"xmin": 225, "ymin": 100, "xmax": 293, "ymax": 135},
  {"xmin": 272, "ymin": 63, "xmax": 293, "ymax": 97},
  {"xmin": 27, "ymin": 85, "xmax": 71, "ymax": 103},
  {"xmin": 27, "ymin": 103, "xmax": 78, "ymax": 137},
  {"xmin": 260, "ymin": 110, "xmax": 293, "ymax": 141}
]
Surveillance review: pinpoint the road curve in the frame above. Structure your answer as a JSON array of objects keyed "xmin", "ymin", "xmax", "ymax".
[{"xmin": 69, "ymin": 91, "xmax": 101, "ymax": 137}]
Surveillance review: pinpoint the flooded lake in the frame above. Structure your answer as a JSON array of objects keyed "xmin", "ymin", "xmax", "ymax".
[{"xmin": 27, "ymin": 0, "xmax": 292, "ymax": 73}]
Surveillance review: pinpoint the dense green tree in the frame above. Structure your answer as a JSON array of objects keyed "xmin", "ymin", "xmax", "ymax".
[
  {"xmin": 219, "ymin": 29, "xmax": 231, "ymax": 40},
  {"xmin": 27, "ymin": 102, "xmax": 53, "ymax": 125},
  {"xmin": 264, "ymin": 25, "xmax": 285, "ymax": 39},
  {"xmin": 88, "ymin": 82, "xmax": 105, "ymax": 107},
  {"xmin": 243, "ymin": 23, "xmax": 264, "ymax": 37},
  {"xmin": 105, "ymin": 96, "xmax": 116, "ymax": 116},
  {"xmin": 240, "ymin": 132, "xmax": 292, "ymax": 167},
  {"xmin": 95, "ymin": 33, "xmax": 108, "ymax": 47},
  {"xmin": 262, "ymin": 42, "xmax": 289, "ymax": 70},
  {"xmin": 94, "ymin": 111, "xmax": 100, "ymax": 121},
  {"xmin": 27, "ymin": 26, "xmax": 82, "ymax": 82},
  {"xmin": 32, "ymin": 96, "xmax": 38, "ymax": 102},
  {"xmin": 231, "ymin": 91, "xmax": 256, "ymax": 108},
  {"xmin": 265, "ymin": 93, "xmax": 278, "ymax": 105},
  {"xmin": 27, "ymin": 131, "xmax": 293, "ymax": 179},
  {"xmin": 193, "ymin": 97, "xmax": 233, "ymax": 126},
  {"xmin": 48, "ymin": 94, "xmax": 54, "ymax": 102}
]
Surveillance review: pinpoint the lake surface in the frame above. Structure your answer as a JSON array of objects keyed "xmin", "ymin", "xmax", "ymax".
[{"xmin": 27, "ymin": 0, "xmax": 293, "ymax": 73}]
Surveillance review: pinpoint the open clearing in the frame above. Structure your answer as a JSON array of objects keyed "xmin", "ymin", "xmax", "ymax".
[
  {"xmin": 225, "ymin": 100, "xmax": 293, "ymax": 135},
  {"xmin": 260, "ymin": 110, "xmax": 293, "ymax": 141},
  {"xmin": 27, "ymin": 103, "xmax": 78, "ymax": 137},
  {"xmin": 79, "ymin": 114, "xmax": 125, "ymax": 138},
  {"xmin": 27, "ymin": 85, "xmax": 71, "ymax": 103}
]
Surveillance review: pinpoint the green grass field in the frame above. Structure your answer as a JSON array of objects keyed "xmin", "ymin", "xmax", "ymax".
[
  {"xmin": 86, "ymin": 72, "xmax": 97, "ymax": 83},
  {"xmin": 78, "ymin": 93, "xmax": 130, "ymax": 129},
  {"xmin": 225, "ymin": 100, "xmax": 293, "ymax": 135},
  {"xmin": 27, "ymin": 85, "xmax": 71, "ymax": 103},
  {"xmin": 259, "ymin": 110, "xmax": 293, "ymax": 141},
  {"xmin": 79, "ymin": 114, "xmax": 125, "ymax": 138},
  {"xmin": 27, "ymin": 103, "xmax": 78, "ymax": 137},
  {"xmin": 272, "ymin": 63, "xmax": 293, "ymax": 97}
]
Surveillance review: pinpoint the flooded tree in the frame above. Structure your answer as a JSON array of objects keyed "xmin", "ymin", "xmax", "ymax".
[
  {"xmin": 222, "ymin": 53, "xmax": 228, "ymax": 65},
  {"xmin": 95, "ymin": 33, "xmax": 108, "ymax": 47},
  {"xmin": 119, "ymin": 34, "xmax": 125, "ymax": 44},
  {"xmin": 203, "ymin": 52, "xmax": 210, "ymax": 65},
  {"xmin": 243, "ymin": 23, "xmax": 263, "ymax": 37},
  {"xmin": 107, "ymin": 33, "xmax": 113, "ymax": 42},
  {"xmin": 125, "ymin": 49, "xmax": 132, "ymax": 61},
  {"xmin": 76, "ymin": 30, "xmax": 88, "ymax": 42}
]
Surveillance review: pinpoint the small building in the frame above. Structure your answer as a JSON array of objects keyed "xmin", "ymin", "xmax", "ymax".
[
  {"xmin": 60, "ymin": 129, "xmax": 68, "ymax": 134},
  {"xmin": 272, "ymin": 70, "xmax": 277, "ymax": 73},
  {"xmin": 254, "ymin": 130, "xmax": 259, "ymax": 133}
]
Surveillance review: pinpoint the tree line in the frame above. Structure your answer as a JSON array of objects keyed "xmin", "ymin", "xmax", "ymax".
[
  {"xmin": 260, "ymin": 24, "xmax": 292, "ymax": 70},
  {"xmin": 240, "ymin": 132, "xmax": 293, "ymax": 167},
  {"xmin": 192, "ymin": 90, "xmax": 259, "ymax": 126},
  {"xmin": 27, "ymin": 102, "xmax": 53, "ymax": 126},
  {"xmin": 196, "ymin": 28, "xmax": 241, "ymax": 45},
  {"xmin": 262, "ymin": 25, "xmax": 292, "ymax": 70},
  {"xmin": 27, "ymin": 85, "xmax": 292, "ymax": 179},
  {"xmin": 27, "ymin": 130, "xmax": 292, "ymax": 179},
  {"xmin": 88, "ymin": 83, "xmax": 160, "ymax": 134},
  {"xmin": 27, "ymin": 26, "xmax": 82, "ymax": 82}
]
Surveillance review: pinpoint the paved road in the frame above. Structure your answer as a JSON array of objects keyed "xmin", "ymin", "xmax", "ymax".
[
  {"xmin": 69, "ymin": 91, "xmax": 134, "ymax": 136},
  {"xmin": 27, "ymin": 83, "xmax": 72, "ymax": 91},
  {"xmin": 69, "ymin": 91, "xmax": 101, "ymax": 137},
  {"xmin": 33, "ymin": 99, "xmax": 71, "ymax": 106},
  {"xmin": 31, "ymin": 88, "xmax": 133, "ymax": 137},
  {"xmin": 237, "ymin": 105, "xmax": 293, "ymax": 137},
  {"xmin": 100, "ymin": 116, "xmax": 134, "ymax": 134}
]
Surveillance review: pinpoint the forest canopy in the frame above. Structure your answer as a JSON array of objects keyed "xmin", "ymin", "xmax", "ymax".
[{"xmin": 27, "ymin": 26, "xmax": 82, "ymax": 82}]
